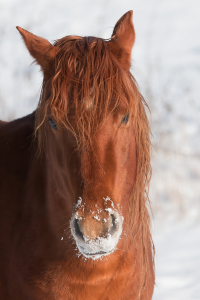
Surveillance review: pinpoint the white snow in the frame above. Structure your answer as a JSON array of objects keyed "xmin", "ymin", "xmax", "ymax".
[
  {"xmin": 93, "ymin": 214, "xmax": 101, "ymax": 221},
  {"xmin": 75, "ymin": 197, "xmax": 82, "ymax": 208},
  {"xmin": 0, "ymin": 0, "xmax": 200, "ymax": 298},
  {"xmin": 153, "ymin": 216, "xmax": 200, "ymax": 300}
]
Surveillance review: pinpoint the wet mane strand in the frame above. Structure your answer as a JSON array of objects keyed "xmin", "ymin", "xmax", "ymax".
[{"xmin": 35, "ymin": 35, "xmax": 154, "ymax": 294}]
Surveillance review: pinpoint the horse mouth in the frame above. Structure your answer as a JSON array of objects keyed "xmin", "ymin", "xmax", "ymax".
[
  {"xmin": 82, "ymin": 250, "xmax": 113, "ymax": 259},
  {"xmin": 85, "ymin": 250, "xmax": 111, "ymax": 256},
  {"xmin": 79, "ymin": 246, "xmax": 113, "ymax": 258}
]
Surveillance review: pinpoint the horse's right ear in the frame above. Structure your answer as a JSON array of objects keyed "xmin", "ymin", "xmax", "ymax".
[
  {"xmin": 16, "ymin": 27, "xmax": 57, "ymax": 75},
  {"xmin": 108, "ymin": 11, "xmax": 135, "ymax": 71}
]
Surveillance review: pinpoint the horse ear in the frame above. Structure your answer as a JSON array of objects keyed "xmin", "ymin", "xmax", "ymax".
[
  {"xmin": 16, "ymin": 26, "xmax": 57, "ymax": 75},
  {"xmin": 108, "ymin": 10, "xmax": 135, "ymax": 71}
]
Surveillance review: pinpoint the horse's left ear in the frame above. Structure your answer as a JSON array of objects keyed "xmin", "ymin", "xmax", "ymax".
[
  {"xmin": 16, "ymin": 27, "xmax": 57, "ymax": 76},
  {"xmin": 108, "ymin": 10, "xmax": 135, "ymax": 71}
]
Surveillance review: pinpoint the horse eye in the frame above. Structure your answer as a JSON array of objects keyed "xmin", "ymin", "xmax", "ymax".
[
  {"xmin": 121, "ymin": 113, "xmax": 129, "ymax": 125},
  {"xmin": 49, "ymin": 119, "xmax": 58, "ymax": 130}
]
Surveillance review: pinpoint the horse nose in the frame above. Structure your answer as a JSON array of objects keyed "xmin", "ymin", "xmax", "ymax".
[
  {"xmin": 70, "ymin": 209, "xmax": 123, "ymax": 258},
  {"xmin": 73, "ymin": 212, "xmax": 118, "ymax": 241}
]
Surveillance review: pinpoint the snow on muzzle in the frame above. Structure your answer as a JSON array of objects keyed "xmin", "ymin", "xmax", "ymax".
[{"xmin": 70, "ymin": 197, "xmax": 124, "ymax": 260}]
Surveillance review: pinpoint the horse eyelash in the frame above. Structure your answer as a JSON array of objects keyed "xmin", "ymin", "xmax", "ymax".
[
  {"xmin": 121, "ymin": 113, "xmax": 129, "ymax": 125},
  {"xmin": 49, "ymin": 118, "xmax": 58, "ymax": 130}
]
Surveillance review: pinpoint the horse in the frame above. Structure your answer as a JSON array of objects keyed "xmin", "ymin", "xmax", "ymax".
[{"xmin": 0, "ymin": 10, "xmax": 154, "ymax": 300}]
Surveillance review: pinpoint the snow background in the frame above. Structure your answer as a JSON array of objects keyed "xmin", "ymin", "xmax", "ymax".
[{"xmin": 0, "ymin": 0, "xmax": 200, "ymax": 299}]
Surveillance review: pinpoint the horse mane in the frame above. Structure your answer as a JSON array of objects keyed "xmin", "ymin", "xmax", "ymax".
[{"xmin": 35, "ymin": 35, "xmax": 154, "ymax": 294}]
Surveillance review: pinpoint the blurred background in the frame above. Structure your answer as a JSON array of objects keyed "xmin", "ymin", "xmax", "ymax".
[{"xmin": 0, "ymin": 0, "xmax": 200, "ymax": 299}]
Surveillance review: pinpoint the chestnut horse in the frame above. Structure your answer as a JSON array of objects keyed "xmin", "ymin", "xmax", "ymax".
[{"xmin": 0, "ymin": 11, "xmax": 154, "ymax": 300}]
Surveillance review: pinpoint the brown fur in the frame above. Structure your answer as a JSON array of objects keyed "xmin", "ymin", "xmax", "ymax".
[{"xmin": 0, "ymin": 11, "xmax": 154, "ymax": 299}]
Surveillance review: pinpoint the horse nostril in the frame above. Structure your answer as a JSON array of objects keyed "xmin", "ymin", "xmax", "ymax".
[
  {"xmin": 74, "ymin": 219, "xmax": 84, "ymax": 241},
  {"xmin": 110, "ymin": 214, "xmax": 118, "ymax": 235}
]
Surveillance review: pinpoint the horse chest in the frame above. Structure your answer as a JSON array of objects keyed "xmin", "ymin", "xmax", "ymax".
[{"xmin": 36, "ymin": 264, "xmax": 139, "ymax": 300}]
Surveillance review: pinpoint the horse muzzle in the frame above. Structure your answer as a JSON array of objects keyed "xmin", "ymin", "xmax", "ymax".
[{"xmin": 70, "ymin": 198, "xmax": 123, "ymax": 259}]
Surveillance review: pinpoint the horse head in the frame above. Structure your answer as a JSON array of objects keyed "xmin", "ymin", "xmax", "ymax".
[{"xmin": 16, "ymin": 11, "xmax": 151, "ymax": 269}]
